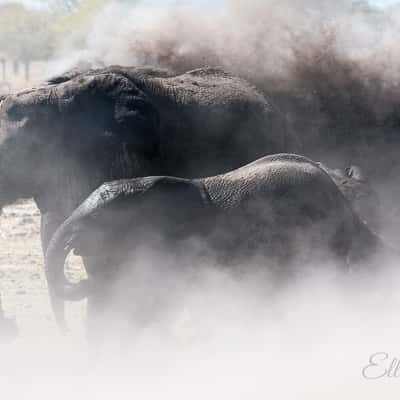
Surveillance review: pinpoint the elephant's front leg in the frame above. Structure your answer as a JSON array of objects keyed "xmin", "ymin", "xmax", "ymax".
[{"xmin": 40, "ymin": 211, "xmax": 69, "ymax": 332}]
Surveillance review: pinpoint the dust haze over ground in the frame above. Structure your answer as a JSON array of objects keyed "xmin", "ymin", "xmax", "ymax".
[
  {"xmin": 2, "ymin": 204, "xmax": 400, "ymax": 398},
  {"xmin": 3, "ymin": 0, "xmax": 400, "ymax": 398}
]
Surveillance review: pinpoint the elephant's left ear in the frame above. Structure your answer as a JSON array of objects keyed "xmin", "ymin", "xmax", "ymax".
[
  {"xmin": 145, "ymin": 177, "xmax": 209, "ymax": 237},
  {"xmin": 114, "ymin": 93, "xmax": 160, "ymax": 155},
  {"xmin": 55, "ymin": 72, "xmax": 160, "ymax": 156}
]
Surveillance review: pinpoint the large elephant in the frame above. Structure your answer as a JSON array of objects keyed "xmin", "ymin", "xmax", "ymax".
[
  {"xmin": 45, "ymin": 154, "xmax": 385, "ymax": 326},
  {"xmin": 0, "ymin": 66, "xmax": 291, "ymax": 328},
  {"xmin": 0, "ymin": 65, "xmax": 289, "ymax": 223}
]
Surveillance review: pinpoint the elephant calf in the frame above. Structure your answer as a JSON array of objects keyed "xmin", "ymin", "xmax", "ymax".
[{"xmin": 45, "ymin": 154, "xmax": 384, "ymax": 311}]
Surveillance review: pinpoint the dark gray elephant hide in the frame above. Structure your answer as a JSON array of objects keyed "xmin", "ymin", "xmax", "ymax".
[{"xmin": 46, "ymin": 154, "xmax": 383, "ymax": 310}]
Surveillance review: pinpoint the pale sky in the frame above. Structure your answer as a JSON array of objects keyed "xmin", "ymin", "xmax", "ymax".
[
  {"xmin": 0, "ymin": 0, "xmax": 399, "ymax": 9},
  {"xmin": 372, "ymin": 0, "xmax": 400, "ymax": 6}
]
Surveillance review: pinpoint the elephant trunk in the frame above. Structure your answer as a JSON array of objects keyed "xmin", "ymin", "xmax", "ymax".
[{"xmin": 45, "ymin": 217, "xmax": 91, "ymax": 330}]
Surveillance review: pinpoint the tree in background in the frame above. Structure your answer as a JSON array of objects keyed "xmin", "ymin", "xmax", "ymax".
[
  {"xmin": 0, "ymin": 3, "xmax": 54, "ymax": 81},
  {"xmin": 0, "ymin": 0, "xmax": 141, "ymax": 89},
  {"xmin": 0, "ymin": 4, "xmax": 54, "ymax": 61},
  {"xmin": 51, "ymin": 0, "xmax": 110, "ymax": 52},
  {"xmin": 0, "ymin": 0, "xmax": 113, "ymax": 81}
]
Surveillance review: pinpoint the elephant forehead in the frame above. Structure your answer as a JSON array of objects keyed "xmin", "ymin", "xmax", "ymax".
[
  {"xmin": 55, "ymin": 73, "xmax": 99, "ymax": 94},
  {"xmin": 53, "ymin": 72, "xmax": 143, "ymax": 100}
]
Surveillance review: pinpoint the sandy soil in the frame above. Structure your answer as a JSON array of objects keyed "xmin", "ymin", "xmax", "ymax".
[{"xmin": 0, "ymin": 200, "xmax": 86, "ymax": 341}]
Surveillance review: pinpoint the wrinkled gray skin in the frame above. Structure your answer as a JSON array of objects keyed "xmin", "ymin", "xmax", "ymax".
[
  {"xmin": 0, "ymin": 66, "xmax": 291, "ymax": 330},
  {"xmin": 46, "ymin": 154, "xmax": 383, "ymax": 333}
]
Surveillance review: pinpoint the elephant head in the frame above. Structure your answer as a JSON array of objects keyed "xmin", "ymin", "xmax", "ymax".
[
  {"xmin": 45, "ymin": 177, "xmax": 209, "ymax": 310},
  {"xmin": 0, "ymin": 73, "xmax": 161, "ymax": 208},
  {"xmin": 0, "ymin": 73, "xmax": 162, "ymax": 330}
]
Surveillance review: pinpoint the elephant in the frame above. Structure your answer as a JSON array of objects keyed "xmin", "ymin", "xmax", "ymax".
[
  {"xmin": 0, "ymin": 66, "xmax": 291, "ymax": 329},
  {"xmin": 45, "ymin": 154, "xmax": 386, "ymax": 334}
]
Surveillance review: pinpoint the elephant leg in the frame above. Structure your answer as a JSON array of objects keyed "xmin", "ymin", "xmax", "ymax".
[
  {"xmin": 40, "ymin": 212, "xmax": 68, "ymax": 332},
  {"xmin": 82, "ymin": 255, "xmax": 113, "ymax": 361}
]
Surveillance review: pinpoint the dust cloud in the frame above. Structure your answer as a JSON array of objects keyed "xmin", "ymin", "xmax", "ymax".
[
  {"xmin": 2, "ymin": 223, "xmax": 400, "ymax": 399},
  {"xmin": 53, "ymin": 0, "xmax": 400, "ymax": 171},
  {"xmin": 2, "ymin": 0, "xmax": 400, "ymax": 398}
]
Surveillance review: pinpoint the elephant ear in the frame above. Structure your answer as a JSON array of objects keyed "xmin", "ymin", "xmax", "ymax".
[
  {"xmin": 54, "ymin": 72, "xmax": 160, "ymax": 157},
  {"xmin": 143, "ymin": 177, "xmax": 209, "ymax": 238}
]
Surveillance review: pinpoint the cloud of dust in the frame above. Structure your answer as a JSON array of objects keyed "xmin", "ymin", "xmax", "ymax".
[
  {"xmin": 2, "ymin": 243, "xmax": 400, "ymax": 399},
  {"xmin": 51, "ymin": 1, "xmax": 399, "ymax": 86},
  {"xmin": 2, "ymin": 1, "xmax": 400, "ymax": 399},
  {"xmin": 47, "ymin": 1, "xmax": 400, "ymax": 173}
]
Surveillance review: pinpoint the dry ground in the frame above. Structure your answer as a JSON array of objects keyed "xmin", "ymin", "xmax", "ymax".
[{"xmin": 0, "ymin": 200, "xmax": 86, "ymax": 342}]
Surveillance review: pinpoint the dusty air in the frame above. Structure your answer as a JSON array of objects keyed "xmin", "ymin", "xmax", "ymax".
[{"xmin": 0, "ymin": 1, "xmax": 399, "ymax": 399}]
